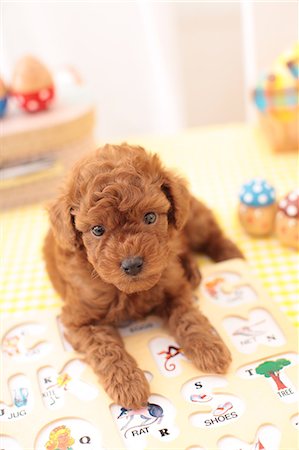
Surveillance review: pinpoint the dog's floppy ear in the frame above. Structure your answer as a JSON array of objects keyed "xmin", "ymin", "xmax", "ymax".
[
  {"xmin": 48, "ymin": 194, "xmax": 80, "ymax": 251},
  {"xmin": 161, "ymin": 171, "xmax": 190, "ymax": 231}
]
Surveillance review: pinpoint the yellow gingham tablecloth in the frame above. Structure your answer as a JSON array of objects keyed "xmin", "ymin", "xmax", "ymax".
[{"xmin": 1, "ymin": 124, "xmax": 298, "ymax": 326}]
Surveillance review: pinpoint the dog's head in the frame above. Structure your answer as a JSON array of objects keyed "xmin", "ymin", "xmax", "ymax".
[{"xmin": 49, "ymin": 144, "xmax": 190, "ymax": 294}]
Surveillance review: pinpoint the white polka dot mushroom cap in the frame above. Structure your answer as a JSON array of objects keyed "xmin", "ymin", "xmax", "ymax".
[
  {"xmin": 278, "ymin": 189, "xmax": 299, "ymax": 218},
  {"xmin": 239, "ymin": 179, "xmax": 276, "ymax": 207}
]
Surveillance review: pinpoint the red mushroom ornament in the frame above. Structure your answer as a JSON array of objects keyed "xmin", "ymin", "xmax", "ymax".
[
  {"xmin": 275, "ymin": 190, "xmax": 299, "ymax": 250},
  {"xmin": 11, "ymin": 55, "xmax": 55, "ymax": 113}
]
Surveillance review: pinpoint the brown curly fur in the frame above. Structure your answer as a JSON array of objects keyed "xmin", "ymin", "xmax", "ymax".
[{"xmin": 44, "ymin": 144, "xmax": 243, "ymax": 409}]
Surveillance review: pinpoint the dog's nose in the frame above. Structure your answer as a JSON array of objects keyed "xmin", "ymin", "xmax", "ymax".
[{"xmin": 121, "ymin": 257, "xmax": 144, "ymax": 276}]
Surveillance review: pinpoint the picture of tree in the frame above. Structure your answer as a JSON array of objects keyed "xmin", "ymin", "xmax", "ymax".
[{"xmin": 255, "ymin": 359, "xmax": 291, "ymax": 390}]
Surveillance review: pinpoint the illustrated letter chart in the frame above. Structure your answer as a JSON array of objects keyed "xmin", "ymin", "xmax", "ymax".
[{"xmin": 1, "ymin": 259, "xmax": 298, "ymax": 449}]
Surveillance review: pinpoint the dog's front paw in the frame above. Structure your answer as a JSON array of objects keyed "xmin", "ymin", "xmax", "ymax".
[
  {"xmin": 184, "ymin": 335, "xmax": 232, "ymax": 374},
  {"xmin": 107, "ymin": 366, "xmax": 150, "ymax": 409}
]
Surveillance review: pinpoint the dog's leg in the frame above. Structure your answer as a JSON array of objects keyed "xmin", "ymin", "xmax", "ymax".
[
  {"xmin": 179, "ymin": 252, "xmax": 202, "ymax": 289},
  {"xmin": 62, "ymin": 313, "xmax": 150, "ymax": 409},
  {"xmin": 165, "ymin": 285, "xmax": 232, "ymax": 374},
  {"xmin": 184, "ymin": 196, "xmax": 244, "ymax": 262}
]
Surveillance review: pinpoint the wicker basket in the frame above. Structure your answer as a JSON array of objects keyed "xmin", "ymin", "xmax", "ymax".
[{"xmin": 259, "ymin": 111, "xmax": 299, "ymax": 152}]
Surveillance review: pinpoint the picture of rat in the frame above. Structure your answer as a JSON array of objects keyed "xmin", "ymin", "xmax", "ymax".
[{"xmin": 117, "ymin": 402, "xmax": 164, "ymax": 438}]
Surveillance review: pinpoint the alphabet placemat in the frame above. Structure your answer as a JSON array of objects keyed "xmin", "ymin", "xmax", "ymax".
[{"xmin": 1, "ymin": 259, "xmax": 298, "ymax": 449}]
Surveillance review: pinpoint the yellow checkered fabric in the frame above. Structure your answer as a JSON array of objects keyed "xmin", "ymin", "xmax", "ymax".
[{"xmin": 1, "ymin": 124, "xmax": 298, "ymax": 326}]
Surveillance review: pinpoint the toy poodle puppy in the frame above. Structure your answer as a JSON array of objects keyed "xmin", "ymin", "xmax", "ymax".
[{"xmin": 44, "ymin": 144, "xmax": 243, "ymax": 409}]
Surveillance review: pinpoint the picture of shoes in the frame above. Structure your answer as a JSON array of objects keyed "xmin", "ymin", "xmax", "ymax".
[
  {"xmin": 213, "ymin": 401, "xmax": 233, "ymax": 416},
  {"xmin": 190, "ymin": 393, "xmax": 212, "ymax": 403}
]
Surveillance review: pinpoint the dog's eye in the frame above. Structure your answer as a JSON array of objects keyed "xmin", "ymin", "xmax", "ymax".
[
  {"xmin": 144, "ymin": 212, "xmax": 157, "ymax": 224},
  {"xmin": 91, "ymin": 225, "xmax": 105, "ymax": 237}
]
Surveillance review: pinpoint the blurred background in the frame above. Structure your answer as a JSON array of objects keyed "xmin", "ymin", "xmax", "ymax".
[
  {"xmin": 2, "ymin": 0, "xmax": 298, "ymax": 140},
  {"xmin": 1, "ymin": 5, "xmax": 299, "ymax": 445},
  {"xmin": 0, "ymin": 1, "xmax": 298, "ymax": 210}
]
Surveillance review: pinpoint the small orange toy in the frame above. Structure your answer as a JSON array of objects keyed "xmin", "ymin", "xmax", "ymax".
[{"xmin": 0, "ymin": 77, "xmax": 8, "ymax": 117}]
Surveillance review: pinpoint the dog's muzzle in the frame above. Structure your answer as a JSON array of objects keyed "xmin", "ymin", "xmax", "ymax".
[{"xmin": 121, "ymin": 257, "xmax": 143, "ymax": 276}]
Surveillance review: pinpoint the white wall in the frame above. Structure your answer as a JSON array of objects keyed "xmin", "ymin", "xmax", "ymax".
[
  {"xmin": 174, "ymin": 2, "xmax": 246, "ymax": 127},
  {"xmin": 253, "ymin": 1, "xmax": 298, "ymax": 73},
  {"xmin": 1, "ymin": 1, "xmax": 297, "ymax": 140}
]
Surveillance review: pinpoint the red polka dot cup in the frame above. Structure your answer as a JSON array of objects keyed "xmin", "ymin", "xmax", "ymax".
[
  {"xmin": 11, "ymin": 55, "xmax": 55, "ymax": 113},
  {"xmin": 275, "ymin": 190, "xmax": 299, "ymax": 250},
  {"xmin": 13, "ymin": 86, "xmax": 55, "ymax": 113}
]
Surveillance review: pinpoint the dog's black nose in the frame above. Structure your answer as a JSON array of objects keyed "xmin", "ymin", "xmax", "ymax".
[{"xmin": 121, "ymin": 257, "xmax": 144, "ymax": 276}]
